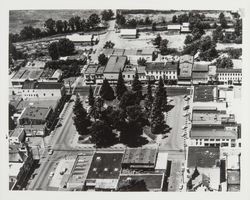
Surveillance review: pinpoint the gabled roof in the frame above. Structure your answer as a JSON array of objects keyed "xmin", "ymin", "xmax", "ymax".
[{"xmin": 179, "ymin": 55, "xmax": 194, "ymax": 63}]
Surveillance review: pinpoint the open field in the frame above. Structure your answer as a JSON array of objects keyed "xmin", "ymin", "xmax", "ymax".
[{"xmin": 9, "ymin": 10, "xmax": 102, "ymax": 33}]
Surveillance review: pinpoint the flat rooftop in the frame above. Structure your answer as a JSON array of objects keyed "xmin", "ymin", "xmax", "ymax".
[
  {"xmin": 190, "ymin": 126, "xmax": 237, "ymax": 139},
  {"xmin": 104, "ymin": 56, "xmax": 127, "ymax": 73},
  {"xmin": 179, "ymin": 55, "xmax": 194, "ymax": 63},
  {"xmin": 227, "ymin": 170, "xmax": 240, "ymax": 185},
  {"xmin": 118, "ymin": 174, "xmax": 164, "ymax": 190},
  {"xmin": 192, "ymin": 62, "xmax": 209, "ymax": 72},
  {"xmin": 193, "ymin": 86, "xmax": 216, "ymax": 102},
  {"xmin": 187, "ymin": 147, "xmax": 220, "ymax": 168},
  {"xmin": 146, "ymin": 62, "xmax": 178, "ymax": 72},
  {"xmin": 19, "ymin": 106, "xmax": 51, "ymax": 121},
  {"xmin": 122, "ymin": 148, "xmax": 157, "ymax": 166},
  {"xmin": 87, "ymin": 152, "xmax": 123, "ymax": 179},
  {"xmin": 179, "ymin": 62, "xmax": 193, "ymax": 78},
  {"xmin": 85, "ymin": 64, "xmax": 98, "ymax": 74}
]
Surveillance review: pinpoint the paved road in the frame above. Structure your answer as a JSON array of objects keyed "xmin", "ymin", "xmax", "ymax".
[
  {"xmin": 160, "ymin": 96, "xmax": 186, "ymax": 151},
  {"xmin": 90, "ymin": 15, "xmax": 116, "ymax": 62}
]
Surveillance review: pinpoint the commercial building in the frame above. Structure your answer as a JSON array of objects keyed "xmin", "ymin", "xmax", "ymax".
[
  {"xmin": 167, "ymin": 24, "xmax": 181, "ymax": 34},
  {"xmin": 181, "ymin": 22, "xmax": 191, "ymax": 33},
  {"xmin": 178, "ymin": 55, "xmax": 194, "ymax": 85},
  {"xmin": 84, "ymin": 64, "xmax": 98, "ymax": 84},
  {"xmin": 9, "ymin": 144, "xmax": 34, "ymax": 190},
  {"xmin": 145, "ymin": 62, "xmax": 178, "ymax": 81},
  {"xmin": 122, "ymin": 65, "xmax": 147, "ymax": 83},
  {"xmin": 187, "ymin": 146, "xmax": 221, "ymax": 191},
  {"xmin": 102, "ymin": 48, "xmax": 155, "ymax": 65},
  {"xmin": 193, "ymin": 86, "xmax": 217, "ymax": 102},
  {"xmin": 120, "ymin": 29, "xmax": 137, "ymax": 39},
  {"xmin": 9, "ymin": 128, "xmax": 25, "ymax": 144},
  {"xmin": 192, "ymin": 62, "xmax": 209, "ymax": 84},
  {"xmin": 85, "ymin": 152, "xmax": 123, "ymax": 191},
  {"xmin": 103, "ymin": 56, "xmax": 127, "ymax": 83},
  {"xmin": 95, "ymin": 66, "xmax": 106, "ymax": 84},
  {"xmin": 216, "ymin": 68, "xmax": 242, "ymax": 85},
  {"xmin": 122, "ymin": 148, "xmax": 158, "ymax": 170},
  {"xmin": 66, "ymin": 33, "xmax": 98, "ymax": 45},
  {"xmin": 21, "ymin": 80, "xmax": 65, "ymax": 100},
  {"xmin": 18, "ymin": 106, "xmax": 53, "ymax": 126}
]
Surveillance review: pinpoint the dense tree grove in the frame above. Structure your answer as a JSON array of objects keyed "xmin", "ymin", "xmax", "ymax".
[
  {"xmin": 89, "ymin": 120, "xmax": 117, "ymax": 147},
  {"xmin": 98, "ymin": 53, "xmax": 109, "ymax": 66},
  {"xmin": 100, "ymin": 79, "xmax": 115, "ymax": 101},
  {"xmin": 103, "ymin": 41, "xmax": 115, "ymax": 49},
  {"xmin": 9, "ymin": 13, "xmax": 103, "ymax": 43},
  {"xmin": 215, "ymin": 57, "xmax": 234, "ymax": 69},
  {"xmin": 88, "ymin": 85, "xmax": 95, "ymax": 107},
  {"xmin": 116, "ymin": 70, "xmax": 127, "ymax": 100},
  {"xmin": 48, "ymin": 38, "xmax": 75, "ymax": 59},
  {"xmin": 101, "ymin": 10, "xmax": 114, "ymax": 21},
  {"xmin": 72, "ymin": 94, "xmax": 91, "ymax": 135},
  {"xmin": 144, "ymin": 80, "xmax": 154, "ymax": 116}
]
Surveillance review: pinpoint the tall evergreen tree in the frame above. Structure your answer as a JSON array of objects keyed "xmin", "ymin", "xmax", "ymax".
[
  {"xmin": 144, "ymin": 80, "xmax": 154, "ymax": 114},
  {"xmin": 116, "ymin": 70, "xmax": 127, "ymax": 100},
  {"xmin": 72, "ymin": 94, "xmax": 91, "ymax": 135},
  {"xmin": 156, "ymin": 77, "xmax": 167, "ymax": 111},
  {"xmin": 150, "ymin": 98, "xmax": 166, "ymax": 135},
  {"xmin": 132, "ymin": 69, "xmax": 142, "ymax": 100},
  {"xmin": 88, "ymin": 85, "xmax": 95, "ymax": 107},
  {"xmin": 89, "ymin": 120, "xmax": 117, "ymax": 147},
  {"xmin": 100, "ymin": 79, "xmax": 115, "ymax": 101}
]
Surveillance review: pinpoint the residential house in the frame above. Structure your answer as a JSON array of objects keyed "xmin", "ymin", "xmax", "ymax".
[{"xmin": 181, "ymin": 22, "xmax": 191, "ymax": 33}]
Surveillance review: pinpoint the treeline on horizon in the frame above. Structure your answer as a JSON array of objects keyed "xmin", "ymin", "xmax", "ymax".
[{"xmin": 9, "ymin": 9, "xmax": 114, "ymax": 43}]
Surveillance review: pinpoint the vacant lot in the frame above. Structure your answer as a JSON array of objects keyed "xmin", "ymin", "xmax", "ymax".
[{"xmin": 9, "ymin": 9, "xmax": 102, "ymax": 33}]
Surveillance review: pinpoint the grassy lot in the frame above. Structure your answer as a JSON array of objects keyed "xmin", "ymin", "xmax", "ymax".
[{"xmin": 9, "ymin": 9, "xmax": 102, "ymax": 34}]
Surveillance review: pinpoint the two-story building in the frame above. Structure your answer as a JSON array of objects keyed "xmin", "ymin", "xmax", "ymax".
[
  {"xmin": 145, "ymin": 62, "xmax": 178, "ymax": 81},
  {"xmin": 178, "ymin": 55, "xmax": 194, "ymax": 85},
  {"xmin": 21, "ymin": 80, "xmax": 65, "ymax": 100}
]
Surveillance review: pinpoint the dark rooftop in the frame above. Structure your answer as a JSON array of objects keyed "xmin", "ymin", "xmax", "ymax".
[
  {"xmin": 22, "ymin": 80, "xmax": 63, "ymax": 90},
  {"xmin": 193, "ymin": 86, "xmax": 215, "ymax": 102},
  {"xmin": 104, "ymin": 56, "xmax": 127, "ymax": 73},
  {"xmin": 87, "ymin": 152, "xmax": 123, "ymax": 179},
  {"xmin": 187, "ymin": 146, "xmax": 220, "ymax": 168},
  {"xmin": 19, "ymin": 106, "xmax": 51, "ymax": 121},
  {"xmin": 85, "ymin": 64, "xmax": 98, "ymax": 74},
  {"xmin": 122, "ymin": 148, "xmax": 157, "ymax": 166},
  {"xmin": 227, "ymin": 170, "xmax": 240, "ymax": 185},
  {"xmin": 118, "ymin": 174, "xmax": 164, "ymax": 190},
  {"xmin": 192, "ymin": 63, "xmax": 209, "ymax": 72}
]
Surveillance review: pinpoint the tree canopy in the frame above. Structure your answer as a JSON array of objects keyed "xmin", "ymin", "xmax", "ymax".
[
  {"xmin": 118, "ymin": 179, "xmax": 148, "ymax": 191},
  {"xmin": 116, "ymin": 70, "xmax": 127, "ymax": 100},
  {"xmin": 89, "ymin": 120, "xmax": 117, "ymax": 147},
  {"xmin": 100, "ymin": 79, "xmax": 115, "ymax": 101}
]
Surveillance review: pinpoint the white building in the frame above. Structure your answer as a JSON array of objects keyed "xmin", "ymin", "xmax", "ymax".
[
  {"xmin": 216, "ymin": 68, "xmax": 242, "ymax": 85},
  {"xmin": 120, "ymin": 29, "xmax": 137, "ymax": 39},
  {"xmin": 145, "ymin": 62, "xmax": 178, "ymax": 81},
  {"xmin": 66, "ymin": 33, "xmax": 98, "ymax": 46},
  {"xmin": 21, "ymin": 80, "xmax": 65, "ymax": 100}
]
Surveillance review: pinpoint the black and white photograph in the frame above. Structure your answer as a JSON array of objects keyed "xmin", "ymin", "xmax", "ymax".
[{"xmin": 1, "ymin": 0, "xmax": 250, "ymax": 199}]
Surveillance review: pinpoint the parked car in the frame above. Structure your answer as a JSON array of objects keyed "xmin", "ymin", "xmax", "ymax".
[
  {"xmin": 48, "ymin": 149, "xmax": 54, "ymax": 155},
  {"xmin": 49, "ymin": 172, "xmax": 54, "ymax": 177}
]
